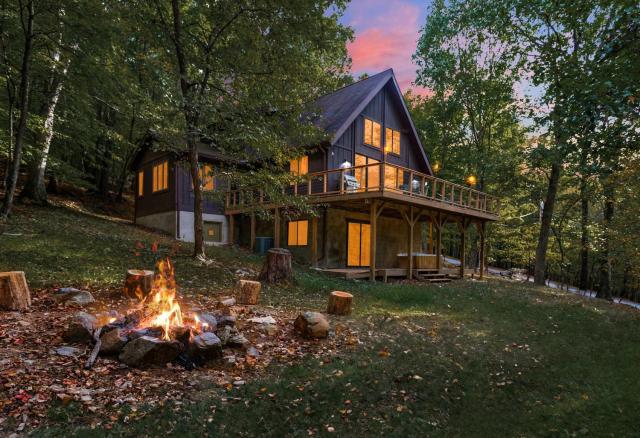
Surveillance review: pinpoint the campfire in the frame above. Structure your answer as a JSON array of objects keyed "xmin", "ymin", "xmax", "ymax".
[{"xmin": 64, "ymin": 257, "xmax": 253, "ymax": 369}]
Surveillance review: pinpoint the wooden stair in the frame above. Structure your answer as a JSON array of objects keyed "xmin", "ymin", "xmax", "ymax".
[{"xmin": 413, "ymin": 269, "xmax": 452, "ymax": 284}]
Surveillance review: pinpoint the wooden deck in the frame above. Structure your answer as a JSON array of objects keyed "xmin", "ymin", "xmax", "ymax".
[
  {"xmin": 317, "ymin": 267, "xmax": 459, "ymax": 283},
  {"xmin": 224, "ymin": 162, "xmax": 499, "ymax": 221}
]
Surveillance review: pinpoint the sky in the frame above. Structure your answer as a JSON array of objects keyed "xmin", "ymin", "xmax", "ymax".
[{"xmin": 341, "ymin": 0, "xmax": 431, "ymax": 96}]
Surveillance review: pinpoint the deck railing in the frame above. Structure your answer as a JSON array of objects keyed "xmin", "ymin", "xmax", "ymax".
[{"xmin": 225, "ymin": 163, "xmax": 500, "ymax": 216}]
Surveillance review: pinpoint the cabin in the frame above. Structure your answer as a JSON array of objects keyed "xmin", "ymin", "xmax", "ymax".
[{"xmin": 132, "ymin": 69, "xmax": 499, "ymax": 281}]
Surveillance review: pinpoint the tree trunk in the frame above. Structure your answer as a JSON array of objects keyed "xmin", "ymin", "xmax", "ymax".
[
  {"xmin": 188, "ymin": 137, "xmax": 205, "ymax": 258},
  {"xmin": 534, "ymin": 162, "xmax": 561, "ymax": 285},
  {"xmin": 1, "ymin": 0, "xmax": 35, "ymax": 219},
  {"xmin": 597, "ymin": 183, "xmax": 615, "ymax": 301},
  {"xmin": 236, "ymin": 279, "xmax": 261, "ymax": 305},
  {"xmin": 259, "ymin": 248, "xmax": 293, "ymax": 283},
  {"xmin": 327, "ymin": 291, "xmax": 353, "ymax": 315},
  {"xmin": 0, "ymin": 271, "xmax": 31, "ymax": 311},
  {"xmin": 21, "ymin": 62, "xmax": 67, "ymax": 204},
  {"xmin": 579, "ymin": 178, "xmax": 589, "ymax": 291}
]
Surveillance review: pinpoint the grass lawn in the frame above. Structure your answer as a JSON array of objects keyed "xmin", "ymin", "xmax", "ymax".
[{"xmin": 2, "ymin": 202, "xmax": 640, "ymax": 436}]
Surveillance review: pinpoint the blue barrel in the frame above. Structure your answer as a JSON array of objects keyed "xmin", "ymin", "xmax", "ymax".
[{"xmin": 255, "ymin": 237, "xmax": 274, "ymax": 254}]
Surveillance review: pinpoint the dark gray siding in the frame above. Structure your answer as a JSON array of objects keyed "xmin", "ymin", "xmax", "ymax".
[
  {"xmin": 134, "ymin": 151, "xmax": 176, "ymax": 219},
  {"xmin": 176, "ymin": 163, "xmax": 225, "ymax": 215}
]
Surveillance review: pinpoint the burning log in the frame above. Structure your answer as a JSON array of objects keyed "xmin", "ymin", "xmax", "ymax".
[
  {"xmin": 0, "ymin": 271, "xmax": 31, "ymax": 311},
  {"xmin": 236, "ymin": 280, "xmax": 261, "ymax": 305},
  {"xmin": 123, "ymin": 269, "xmax": 154, "ymax": 300},
  {"xmin": 259, "ymin": 248, "xmax": 293, "ymax": 283},
  {"xmin": 327, "ymin": 291, "xmax": 353, "ymax": 316}
]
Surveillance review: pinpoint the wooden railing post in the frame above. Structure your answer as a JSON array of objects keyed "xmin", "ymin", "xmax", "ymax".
[{"xmin": 340, "ymin": 169, "xmax": 345, "ymax": 194}]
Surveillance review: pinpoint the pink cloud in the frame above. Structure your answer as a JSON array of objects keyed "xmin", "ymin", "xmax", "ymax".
[{"xmin": 345, "ymin": 0, "xmax": 431, "ymax": 96}]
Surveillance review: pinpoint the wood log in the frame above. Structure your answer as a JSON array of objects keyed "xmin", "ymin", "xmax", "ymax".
[
  {"xmin": 123, "ymin": 269, "xmax": 154, "ymax": 300},
  {"xmin": 326, "ymin": 291, "xmax": 353, "ymax": 315},
  {"xmin": 259, "ymin": 248, "xmax": 293, "ymax": 283},
  {"xmin": 84, "ymin": 327, "xmax": 103, "ymax": 370},
  {"xmin": 236, "ymin": 280, "xmax": 261, "ymax": 305},
  {"xmin": 0, "ymin": 271, "xmax": 31, "ymax": 311}
]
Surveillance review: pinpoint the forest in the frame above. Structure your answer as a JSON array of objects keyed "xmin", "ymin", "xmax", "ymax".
[{"xmin": 1, "ymin": 0, "xmax": 639, "ymax": 301}]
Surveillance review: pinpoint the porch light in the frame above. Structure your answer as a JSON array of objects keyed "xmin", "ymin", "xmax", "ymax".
[
  {"xmin": 466, "ymin": 175, "xmax": 477, "ymax": 186},
  {"xmin": 432, "ymin": 161, "xmax": 441, "ymax": 174}
]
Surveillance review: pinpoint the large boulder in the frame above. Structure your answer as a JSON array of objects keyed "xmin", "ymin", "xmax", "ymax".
[
  {"xmin": 99, "ymin": 328, "xmax": 128, "ymax": 355},
  {"xmin": 118, "ymin": 336, "xmax": 182, "ymax": 368},
  {"xmin": 197, "ymin": 313, "xmax": 218, "ymax": 333},
  {"xmin": 63, "ymin": 312, "xmax": 97, "ymax": 343},
  {"xmin": 294, "ymin": 312, "xmax": 329, "ymax": 339}
]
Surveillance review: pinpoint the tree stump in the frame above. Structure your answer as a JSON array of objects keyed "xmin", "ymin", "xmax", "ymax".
[
  {"xmin": 123, "ymin": 269, "xmax": 154, "ymax": 300},
  {"xmin": 236, "ymin": 280, "xmax": 261, "ymax": 304},
  {"xmin": 259, "ymin": 248, "xmax": 293, "ymax": 283},
  {"xmin": 0, "ymin": 272, "xmax": 31, "ymax": 311},
  {"xmin": 327, "ymin": 291, "xmax": 353, "ymax": 315}
]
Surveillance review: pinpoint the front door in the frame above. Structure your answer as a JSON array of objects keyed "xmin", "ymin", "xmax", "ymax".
[{"xmin": 347, "ymin": 221, "xmax": 371, "ymax": 267}]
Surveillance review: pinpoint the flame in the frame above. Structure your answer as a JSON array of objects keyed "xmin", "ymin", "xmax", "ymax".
[{"xmin": 140, "ymin": 258, "xmax": 183, "ymax": 340}]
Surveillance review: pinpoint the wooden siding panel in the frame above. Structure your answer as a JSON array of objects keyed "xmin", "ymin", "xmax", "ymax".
[{"xmin": 135, "ymin": 153, "xmax": 176, "ymax": 218}]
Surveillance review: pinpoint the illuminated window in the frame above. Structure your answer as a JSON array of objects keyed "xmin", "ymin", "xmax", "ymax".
[
  {"xmin": 290, "ymin": 156, "xmax": 308, "ymax": 176},
  {"xmin": 287, "ymin": 220, "xmax": 308, "ymax": 246},
  {"xmin": 385, "ymin": 128, "xmax": 401, "ymax": 155},
  {"xmin": 347, "ymin": 222, "xmax": 371, "ymax": 267},
  {"xmin": 199, "ymin": 164, "xmax": 215, "ymax": 191},
  {"xmin": 354, "ymin": 154, "xmax": 380, "ymax": 190},
  {"xmin": 137, "ymin": 171, "xmax": 144, "ymax": 197},
  {"xmin": 152, "ymin": 161, "xmax": 168, "ymax": 192},
  {"xmin": 363, "ymin": 118, "xmax": 381, "ymax": 148}
]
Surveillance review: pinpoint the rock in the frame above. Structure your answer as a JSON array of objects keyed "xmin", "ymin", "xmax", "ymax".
[
  {"xmin": 188, "ymin": 332, "xmax": 223, "ymax": 362},
  {"xmin": 128, "ymin": 327, "xmax": 163, "ymax": 340},
  {"xmin": 99, "ymin": 328, "xmax": 128, "ymax": 355},
  {"xmin": 294, "ymin": 312, "xmax": 329, "ymax": 339},
  {"xmin": 227, "ymin": 333, "xmax": 250, "ymax": 349},
  {"xmin": 246, "ymin": 346, "xmax": 260, "ymax": 358},
  {"xmin": 63, "ymin": 312, "xmax": 97, "ymax": 343},
  {"xmin": 217, "ymin": 325, "xmax": 234, "ymax": 346},
  {"xmin": 197, "ymin": 313, "xmax": 217, "ymax": 332},
  {"xmin": 56, "ymin": 346, "xmax": 82, "ymax": 357},
  {"xmin": 256, "ymin": 323, "xmax": 278, "ymax": 336},
  {"xmin": 248, "ymin": 316, "xmax": 276, "ymax": 325},
  {"xmin": 118, "ymin": 336, "xmax": 182, "ymax": 368},
  {"xmin": 218, "ymin": 297, "xmax": 236, "ymax": 308},
  {"xmin": 217, "ymin": 315, "xmax": 236, "ymax": 328},
  {"xmin": 233, "ymin": 380, "xmax": 246, "ymax": 386},
  {"xmin": 54, "ymin": 287, "xmax": 95, "ymax": 306}
]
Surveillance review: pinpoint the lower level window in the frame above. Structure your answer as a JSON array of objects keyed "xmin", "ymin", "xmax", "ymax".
[
  {"xmin": 204, "ymin": 221, "xmax": 222, "ymax": 242},
  {"xmin": 288, "ymin": 220, "xmax": 308, "ymax": 246}
]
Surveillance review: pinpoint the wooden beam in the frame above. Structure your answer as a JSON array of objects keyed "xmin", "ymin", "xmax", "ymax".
[
  {"xmin": 458, "ymin": 218, "xmax": 467, "ymax": 279},
  {"xmin": 408, "ymin": 206, "xmax": 414, "ymax": 279},
  {"xmin": 274, "ymin": 208, "xmax": 281, "ymax": 248},
  {"xmin": 228, "ymin": 214, "xmax": 235, "ymax": 245},
  {"xmin": 370, "ymin": 200, "xmax": 378, "ymax": 281},
  {"xmin": 479, "ymin": 221, "xmax": 486, "ymax": 279},
  {"xmin": 435, "ymin": 212, "xmax": 442, "ymax": 271},
  {"xmin": 250, "ymin": 213, "xmax": 256, "ymax": 251},
  {"xmin": 311, "ymin": 216, "xmax": 318, "ymax": 268}
]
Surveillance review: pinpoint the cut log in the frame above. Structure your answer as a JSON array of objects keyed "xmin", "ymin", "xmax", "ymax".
[
  {"xmin": 0, "ymin": 271, "xmax": 31, "ymax": 311},
  {"xmin": 259, "ymin": 248, "xmax": 293, "ymax": 283},
  {"xmin": 123, "ymin": 269, "xmax": 154, "ymax": 300},
  {"xmin": 327, "ymin": 291, "xmax": 353, "ymax": 315},
  {"xmin": 236, "ymin": 280, "xmax": 261, "ymax": 305}
]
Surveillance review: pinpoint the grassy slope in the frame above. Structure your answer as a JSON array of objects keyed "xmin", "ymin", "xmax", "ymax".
[{"xmin": 2, "ymin": 203, "xmax": 639, "ymax": 437}]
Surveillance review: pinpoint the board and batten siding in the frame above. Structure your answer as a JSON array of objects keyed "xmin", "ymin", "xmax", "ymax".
[{"xmin": 134, "ymin": 151, "xmax": 176, "ymax": 219}]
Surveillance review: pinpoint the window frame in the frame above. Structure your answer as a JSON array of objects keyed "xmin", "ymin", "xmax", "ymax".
[
  {"xmin": 137, "ymin": 170, "xmax": 144, "ymax": 198},
  {"xmin": 287, "ymin": 220, "xmax": 309, "ymax": 246},
  {"xmin": 199, "ymin": 163, "xmax": 216, "ymax": 192},
  {"xmin": 385, "ymin": 127, "xmax": 401, "ymax": 156},
  {"xmin": 363, "ymin": 117, "xmax": 382, "ymax": 149},
  {"xmin": 152, "ymin": 160, "xmax": 169, "ymax": 194},
  {"xmin": 289, "ymin": 156, "xmax": 309, "ymax": 177}
]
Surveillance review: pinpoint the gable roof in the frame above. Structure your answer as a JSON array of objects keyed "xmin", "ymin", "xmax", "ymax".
[{"xmin": 311, "ymin": 69, "xmax": 432, "ymax": 174}]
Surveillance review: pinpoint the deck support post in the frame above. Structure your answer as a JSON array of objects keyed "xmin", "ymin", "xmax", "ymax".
[
  {"xmin": 479, "ymin": 221, "xmax": 486, "ymax": 279},
  {"xmin": 311, "ymin": 216, "xmax": 318, "ymax": 268},
  {"xmin": 408, "ymin": 206, "xmax": 414, "ymax": 280},
  {"xmin": 435, "ymin": 212, "xmax": 443, "ymax": 272},
  {"xmin": 228, "ymin": 214, "xmax": 235, "ymax": 245},
  {"xmin": 274, "ymin": 208, "xmax": 281, "ymax": 248},
  {"xmin": 458, "ymin": 218, "xmax": 468, "ymax": 279},
  {"xmin": 250, "ymin": 213, "xmax": 256, "ymax": 252},
  {"xmin": 369, "ymin": 200, "xmax": 378, "ymax": 281}
]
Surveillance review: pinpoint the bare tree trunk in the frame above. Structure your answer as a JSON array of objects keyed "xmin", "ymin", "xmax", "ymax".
[
  {"xmin": 1, "ymin": 0, "xmax": 34, "ymax": 219},
  {"xmin": 579, "ymin": 178, "xmax": 589, "ymax": 290},
  {"xmin": 21, "ymin": 65, "xmax": 67, "ymax": 204},
  {"xmin": 534, "ymin": 162, "xmax": 561, "ymax": 285},
  {"xmin": 597, "ymin": 183, "xmax": 615, "ymax": 301}
]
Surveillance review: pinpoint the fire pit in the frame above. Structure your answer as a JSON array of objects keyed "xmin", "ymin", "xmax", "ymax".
[{"xmin": 67, "ymin": 258, "xmax": 248, "ymax": 369}]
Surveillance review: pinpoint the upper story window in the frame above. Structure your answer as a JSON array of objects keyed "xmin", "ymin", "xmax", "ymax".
[
  {"xmin": 199, "ymin": 163, "xmax": 215, "ymax": 191},
  {"xmin": 152, "ymin": 161, "xmax": 168, "ymax": 193},
  {"xmin": 290, "ymin": 156, "xmax": 308, "ymax": 177},
  {"xmin": 137, "ymin": 171, "xmax": 144, "ymax": 197},
  {"xmin": 364, "ymin": 118, "xmax": 381, "ymax": 148},
  {"xmin": 288, "ymin": 220, "xmax": 308, "ymax": 246},
  {"xmin": 385, "ymin": 128, "xmax": 401, "ymax": 155}
]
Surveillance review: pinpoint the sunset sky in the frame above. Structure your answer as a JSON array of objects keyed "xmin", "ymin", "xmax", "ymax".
[{"xmin": 342, "ymin": 0, "xmax": 430, "ymax": 95}]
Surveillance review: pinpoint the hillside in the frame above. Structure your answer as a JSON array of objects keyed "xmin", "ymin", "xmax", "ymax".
[{"xmin": 1, "ymin": 202, "xmax": 640, "ymax": 436}]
